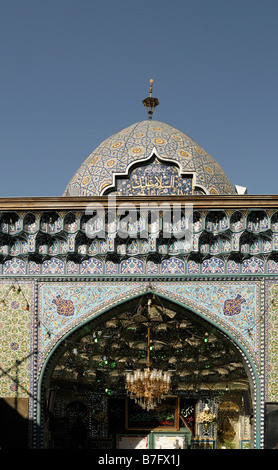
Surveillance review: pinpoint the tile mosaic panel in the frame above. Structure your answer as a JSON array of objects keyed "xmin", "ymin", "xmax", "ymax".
[
  {"xmin": 80, "ymin": 258, "xmax": 103, "ymax": 275},
  {"xmin": 38, "ymin": 280, "xmax": 262, "ymax": 373},
  {"xmin": 119, "ymin": 257, "xmax": 144, "ymax": 274},
  {"xmin": 0, "ymin": 281, "xmax": 33, "ymax": 398},
  {"xmin": 42, "ymin": 258, "xmax": 64, "ymax": 275},
  {"xmin": 242, "ymin": 257, "xmax": 265, "ymax": 274},
  {"xmin": 202, "ymin": 257, "xmax": 225, "ymax": 274},
  {"xmin": 161, "ymin": 258, "xmax": 185, "ymax": 274},
  {"xmin": 0, "ymin": 209, "xmax": 278, "ymax": 277},
  {"xmin": 38, "ymin": 281, "xmax": 149, "ymax": 367},
  {"xmin": 154, "ymin": 281, "xmax": 261, "ymax": 366},
  {"xmin": 266, "ymin": 281, "xmax": 278, "ymax": 400},
  {"xmin": 3, "ymin": 259, "xmax": 26, "ymax": 275}
]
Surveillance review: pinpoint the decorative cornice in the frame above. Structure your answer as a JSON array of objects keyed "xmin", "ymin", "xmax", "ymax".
[{"xmin": 0, "ymin": 195, "xmax": 278, "ymax": 211}]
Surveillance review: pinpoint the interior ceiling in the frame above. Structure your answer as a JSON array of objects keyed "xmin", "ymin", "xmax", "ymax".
[{"xmin": 51, "ymin": 295, "xmax": 249, "ymax": 394}]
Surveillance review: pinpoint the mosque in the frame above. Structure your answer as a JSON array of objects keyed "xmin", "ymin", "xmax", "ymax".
[{"xmin": 1, "ymin": 81, "xmax": 278, "ymax": 449}]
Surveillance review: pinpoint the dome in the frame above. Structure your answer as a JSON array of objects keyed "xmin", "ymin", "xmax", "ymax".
[{"xmin": 63, "ymin": 120, "xmax": 235, "ymax": 197}]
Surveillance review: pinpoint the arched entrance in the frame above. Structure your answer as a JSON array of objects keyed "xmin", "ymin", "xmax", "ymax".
[{"xmin": 39, "ymin": 293, "xmax": 255, "ymax": 449}]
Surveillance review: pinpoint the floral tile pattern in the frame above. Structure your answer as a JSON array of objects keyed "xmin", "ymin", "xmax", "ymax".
[
  {"xmin": 0, "ymin": 281, "xmax": 33, "ymax": 398},
  {"xmin": 37, "ymin": 280, "xmax": 261, "ymax": 373},
  {"xmin": 266, "ymin": 281, "xmax": 278, "ymax": 400},
  {"xmin": 63, "ymin": 120, "xmax": 235, "ymax": 197}
]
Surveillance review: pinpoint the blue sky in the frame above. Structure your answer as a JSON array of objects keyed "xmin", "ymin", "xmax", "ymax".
[{"xmin": 0, "ymin": 0, "xmax": 277, "ymax": 197}]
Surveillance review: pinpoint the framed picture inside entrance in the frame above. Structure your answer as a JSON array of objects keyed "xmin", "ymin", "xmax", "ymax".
[
  {"xmin": 265, "ymin": 402, "xmax": 278, "ymax": 449},
  {"xmin": 125, "ymin": 396, "xmax": 180, "ymax": 431}
]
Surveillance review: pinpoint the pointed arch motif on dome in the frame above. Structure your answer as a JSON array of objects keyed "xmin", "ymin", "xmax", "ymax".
[{"xmin": 101, "ymin": 148, "xmax": 208, "ymax": 196}]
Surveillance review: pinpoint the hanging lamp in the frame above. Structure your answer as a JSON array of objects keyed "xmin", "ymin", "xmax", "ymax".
[{"xmin": 125, "ymin": 323, "xmax": 171, "ymax": 411}]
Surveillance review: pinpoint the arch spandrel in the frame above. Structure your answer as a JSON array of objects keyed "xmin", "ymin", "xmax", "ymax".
[
  {"xmin": 38, "ymin": 280, "xmax": 262, "ymax": 373},
  {"xmin": 154, "ymin": 281, "xmax": 261, "ymax": 367},
  {"xmin": 38, "ymin": 281, "xmax": 148, "ymax": 368}
]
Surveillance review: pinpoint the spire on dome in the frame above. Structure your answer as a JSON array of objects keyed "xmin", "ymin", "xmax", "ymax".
[{"xmin": 142, "ymin": 79, "xmax": 159, "ymax": 119}]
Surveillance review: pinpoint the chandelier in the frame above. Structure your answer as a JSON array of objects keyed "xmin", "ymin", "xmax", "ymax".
[{"xmin": 125, "ymin": 324, "xmax": 171, "ymax": 411}]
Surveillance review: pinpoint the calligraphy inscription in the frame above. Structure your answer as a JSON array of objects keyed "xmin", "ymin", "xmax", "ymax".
[
  {"xmin": 112, "ymin": 158, "xmax": 193, "ymax": 196},
  {"xmin": 52, "ymin": 295, "xmax": 75, "ymax": 316},
  {"xmin": 223, "ymin": 294, "xmax": 246, "ymax": 316}
]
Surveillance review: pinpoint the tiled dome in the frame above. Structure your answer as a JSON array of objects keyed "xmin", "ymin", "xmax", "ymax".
[{"xmin": 63, "ymin": 120, "xmax": 235, "ymax": 196}]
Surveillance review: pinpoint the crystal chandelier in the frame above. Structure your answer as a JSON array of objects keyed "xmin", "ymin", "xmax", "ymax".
[{"xmin": 125, "ymin": 325, "xmax": 171, "ymax": 411}]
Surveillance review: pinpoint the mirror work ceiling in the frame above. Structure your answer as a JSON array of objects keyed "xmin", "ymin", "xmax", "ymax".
[{"xmin": 51, "ymin": 296, "xmax": 248, "ymax": 395}]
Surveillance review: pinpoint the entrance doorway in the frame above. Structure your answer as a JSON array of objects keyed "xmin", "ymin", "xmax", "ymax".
[{"xmin": 41, "ymin": 294, "xmax": 253, "ymax": 449}]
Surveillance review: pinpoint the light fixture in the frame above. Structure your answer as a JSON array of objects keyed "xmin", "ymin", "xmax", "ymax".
[
  {"xmin": 197, "ymin": 403, "xmax": 216, "ymax": 430},
  {"xmin": 142, "ymin": 79, "xmax": 159, "ymax": 120},
  {"xmin": 125, "ymin": 324, "xmax": 171, "ymax": 411}
]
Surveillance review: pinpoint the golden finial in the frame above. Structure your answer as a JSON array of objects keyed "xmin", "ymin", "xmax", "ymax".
[
  {"xmin": 142, "ymin": 79, "xmax": 159, "ymax": 119},
  {"xmin": 149, "ymin": 78, "xmax": 154, "ymax": 96}
]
